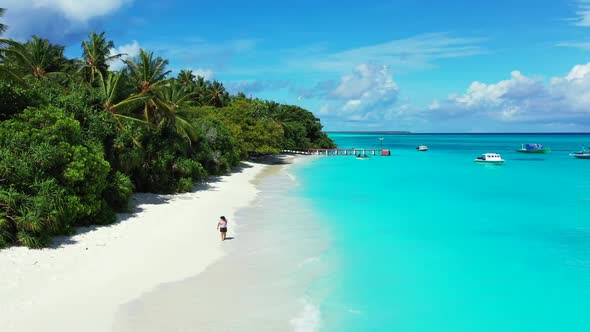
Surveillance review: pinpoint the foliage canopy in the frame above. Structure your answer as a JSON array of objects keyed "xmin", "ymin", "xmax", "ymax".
[{"xmin": 0, "ymin": 26, "xmax": 334, "ymax": 248}]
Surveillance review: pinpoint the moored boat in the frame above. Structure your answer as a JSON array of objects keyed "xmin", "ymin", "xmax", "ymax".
[
  {"xmin": 474, "ymin": 153, "xmax": 505, "ymax": 164},
  {"xmin": 571, "ymin": 147, "xmax": 590, "ymax": 159},
  {"xmin": 416, "ymin": 145, "xmax": 428, "ymax": 151},
  {"xmin": 574, "ymin": 154, "xmax": 590, "ymax": 159},
  {"xmin": 516, "ymin": 144, "xmax": 550, "ymax": 153}
]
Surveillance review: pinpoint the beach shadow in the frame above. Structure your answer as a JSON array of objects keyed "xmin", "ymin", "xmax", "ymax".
[
  {"xmin": 236, "ymin": 161, "xmax": 255, "ymax": 169},
  {"xmin": 124, "ymin": 193, "xmax": 174, "ymax": 215},
  {"xmin": 44, "ymin": 192, "xmax": 178, "ymax": 249},
  {"xmin": 48, "ymin": 223, "xmax": 110, "ymax": 249},
  {"xmin": 19, "ymin": 157, "xmax": 277, "ymax": 250},
  {"xmin": 49, "ymin": 234, "xmax": 85, "ymax": 248},
  {"xmin": 224, "ymin": 237, "xmax": 235, "ymax": 241},
  {"xmin": 249, "ymin": 154, "xmax": 293, "ymax": 165}
]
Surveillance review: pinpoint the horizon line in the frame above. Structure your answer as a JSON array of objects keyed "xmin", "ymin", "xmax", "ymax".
[{"xmin": 326, "ymin": 131, "xmax": 590, "ymax": 134}]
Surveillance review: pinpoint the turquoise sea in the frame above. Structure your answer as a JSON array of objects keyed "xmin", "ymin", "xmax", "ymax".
[{"xmin": 289, "ymin": 133, "xmax": 590, "ymax": 332}]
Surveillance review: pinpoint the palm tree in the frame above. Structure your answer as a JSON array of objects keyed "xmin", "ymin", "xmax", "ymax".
[
  {"xmin": 95, "ymin": 71, "xmax": 148, "ymax": 147},
  {"xmin": 207, "ymin": 80, "xmax": 229, "ymax": 107},
  {"xmin": 155, "ymin": 80, "xmax": 196, "ymax": 108},
  {"xmin": 0, "ymin": 8, "xmax": 7, "ymax": 36},
  {"xmin": 193, "ymin": 75, "xmax": 209, "ymax": 105},
  {"xmin": 177, "ymin": 69, "xmax": 195, "ymax": 86},
  {"xmin": 123, "ymin": 49, "xmax": 171, "ymax": 126},
  {"xmin": 80, "ymin": 32, "xmax": 123, "ymax": 83},
  {"xmin": 96, "ymin": 71, "xmax": 146, "ymax": 118},
  {"xmin": 123, "ymin": 51, "xmax": 197, "ymax": 143},
  {"xmin": 195, "ymin": 75, "xmax": 208, "ymax": 89},
  {"xmin": 2, "ymin": 36, "xmax": 69, "ymax": 79},
  {"xmin": 0, "ymin": 8, "xmax": 15, "ymax": 81},
  {"xmin": 152, "ymin": 80, "xmax": 198, "ymax": 142},
  {"xmin": 124, "ymin": 49, "xmax": 171, "ymax": 94}
]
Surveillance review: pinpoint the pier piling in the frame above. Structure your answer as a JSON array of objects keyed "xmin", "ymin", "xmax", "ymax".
[{"xmin": 281, "ymin": 148, "xmax": 391, "ymax": 157}]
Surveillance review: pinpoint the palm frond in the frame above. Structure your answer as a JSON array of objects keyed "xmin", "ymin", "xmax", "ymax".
[{"xmin": 0, "ymin": 8, "xmax": 6, "ymax": 36}]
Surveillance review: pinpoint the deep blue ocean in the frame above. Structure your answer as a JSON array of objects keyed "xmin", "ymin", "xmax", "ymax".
[{"xmin": 290, "ymin": 133, "xmax": 590, "ymax": 332}]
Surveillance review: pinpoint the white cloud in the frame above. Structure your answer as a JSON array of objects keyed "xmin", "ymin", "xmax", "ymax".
[
  {"xmin": 556, "ymin": 41, "xmax": 590, "ymax": 50},
  {"xmin": 550, "ymin": 63, "xmax": 590, "ymax": 113},
  {"xmin": 142, "ymin": 38, "xmax": 260, "ymax": 77},
  {"xmin": 557, "ymin": 1, "xmax": 590, "ymax": 49},
  {"xmin": 440, "ymin": 63, "xmax": 590, "ymax": 124},
  {"xmin": 343, "ymin": 99, "xmax": 362, "ymax": 112},
  {"xmin": 428, "ymin": 100, "xmax": 440, "ymax": 110},
  {"xmin": 317, "ymin": 104, "xmax": 333, "ymax": 116},
  {"xmin": 4, "ymin": 0, "xmax": 132, "ymax": 22},
  {"xmin": 2, "ymin": 0, "xmax": 133, "ymax": 41},
  {"xmin": 288, "ymin": 33, "xmax": 485, "ymax": 74},
  {"xmin": 448, "ymin": 71, "xmax": 541, "ymax": 109},
  {"xmin": 323, "ymin": 62, "xmax": 590, "ymax": 132},
  {"xmin": 115, "ymin": 40, "xmax": 141, "ymax": 58},
  {"xmin": 109, "ymin": 40, "xmax": 141, "ymax": 71},
  {"xmin": 316, "ymin": 63, "xmax": 399, "ymax": 122},
  {"xmin": 193, "ymin": 68, "xmax": 215, "ymax": 80},
  {"xmin": 331, "ymin": 64, "xmax": 398, "ymax": 100},
  {"xmin": 564, "ymin": 63, "xmax": 590, "ymax": 80},
  {"xmin": 573, "ymin": 0, "xmax": 590, "ymax": 26},
  {"xmin": 225, "ymin": 80, "xmax": 291, "ymax": 94},
  {"xmin": 220, "ymin": 33, "xmax": 484, "ymax": 77}
]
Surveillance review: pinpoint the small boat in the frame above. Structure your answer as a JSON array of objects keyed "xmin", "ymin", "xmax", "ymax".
[
  {"xmin": 474, "ymin": 153, "xmax": 505, "ymax": 164},
  {"xmin": 416, "ymin": 145, "xmax": 428, "ymax": 151},
  {"xmin": 574, "ymin": 153, "xmax": 590, "ymax": 159},
  {"xmin": 571, "ymin": 147, "xmax": 590, "ymax": 159},
  {"xmin": 516, "ymin": 144, "xmax": 550, "ymax": 153},
  {"xmin": 356, "ymin": 154, "xmax": 369, "ymax": 160}
]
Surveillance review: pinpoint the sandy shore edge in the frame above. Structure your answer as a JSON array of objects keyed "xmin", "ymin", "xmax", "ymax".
[
  {"xmin": 0, "ymin": 160, "xmax": 272, "ymax": 332},
  {"xmin": 111, "ymin": 153, "xmax": 324, "ymax": 332}
]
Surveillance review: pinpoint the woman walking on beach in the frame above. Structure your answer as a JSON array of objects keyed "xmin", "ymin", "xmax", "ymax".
[{"xmin": 217, "ymin": 216, "xmax": 228, "ymax": 241}]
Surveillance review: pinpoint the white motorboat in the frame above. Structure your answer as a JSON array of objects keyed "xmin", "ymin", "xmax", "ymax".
[
  {"xmin": 570, "ymin": 147, "xmax": 590, "ymax": 159},
  {"xmin": 474, "ymin": 153, "xmax": 505, "ymax": 164},
  {"xmin": 416, "ymin": 145, "xmax": 428, "ymax": 151}
]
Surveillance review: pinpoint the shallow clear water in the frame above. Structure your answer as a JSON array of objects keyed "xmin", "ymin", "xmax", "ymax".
[{"xmin": 290, "ymin": 133, "xmax": 590, "ymax": 332}]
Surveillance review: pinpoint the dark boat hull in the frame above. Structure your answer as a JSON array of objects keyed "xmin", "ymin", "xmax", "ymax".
[
  {"xmin": 574, "ymin": 154, "xmax": 590, "ymax": 159},
  {"xmin": 516, "ymin": 149, "xmax": 550, "ymax": 154}
]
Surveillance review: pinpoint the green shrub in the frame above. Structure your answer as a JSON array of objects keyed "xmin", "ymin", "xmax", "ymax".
[
  {"xmin": 0, "ymin": 212, "xmax": 14, "ymax": 248},
  {"xmin": 177, "ymin": 177, "xmax": 194, "ymax": 193},
  {"xmin": 0, "ymin": 106, "xmax": 114, "ymax": 248},
  {"xmin": 192, "ymin": 118, "xmax": 240, "ymax": 174},
  {"xmin": 0, "ymin": 80, "xmax": 42, "ymax": 120},
  {"xmin": 104, "ymin": 172, "xmax": 134, "ymax": 212}
]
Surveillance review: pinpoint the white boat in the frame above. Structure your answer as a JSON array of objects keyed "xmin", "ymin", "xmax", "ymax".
[
  {"xmin": 570, "ymin": 147, "xmax": 590, "ymax": 159},
  {"xmin": 573, "ymin": 153, "xmax": 590, "ymax": 159},
  {"xmin": 474, "ymin": 153, "xmax": 505, "ymax": 163},
  {"xmin": 416, "ymin": 145, "xmax": 428, "ymax": 151}
]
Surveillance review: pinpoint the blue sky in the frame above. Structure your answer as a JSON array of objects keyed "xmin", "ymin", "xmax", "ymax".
[{"xmin": 4, "ymin": 0, "xmax": 590, "ymax": 132}]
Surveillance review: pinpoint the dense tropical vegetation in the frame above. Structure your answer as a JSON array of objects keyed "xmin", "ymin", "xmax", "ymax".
[{"xmin": 0, "ymin": 10, "xmax": 334, "ymax": 248}]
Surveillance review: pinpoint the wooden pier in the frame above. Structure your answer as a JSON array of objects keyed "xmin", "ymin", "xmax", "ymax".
[{"xmin": 282, "ymin": 148, "xmax": 391, "ymax": 156}]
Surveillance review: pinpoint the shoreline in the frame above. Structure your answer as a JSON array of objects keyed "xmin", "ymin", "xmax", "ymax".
[
  {"xmin": 0, "ymin": 160, "xmax": 274, "ymax": 332},
  {"xmin": 111, "ymin": 154, "xmax": 329, "ymax": 332}
]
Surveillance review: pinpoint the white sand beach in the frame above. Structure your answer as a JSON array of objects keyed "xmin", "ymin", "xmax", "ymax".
[
  {"xmin": 0, "ymin": 161, "xmax": 268, "ymax": 332},
  {"xmin": 112, "ymin": 155, "xmax": 329, "ymax": 332}
]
